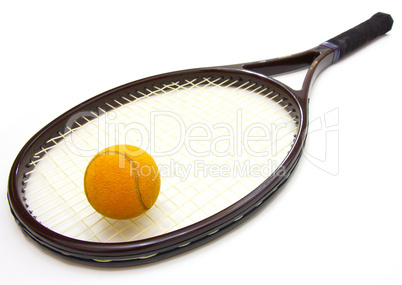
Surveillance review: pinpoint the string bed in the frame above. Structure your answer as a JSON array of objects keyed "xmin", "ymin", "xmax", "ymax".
[{"xmin": 22, "ymin": 76, "xmax": 299, "ymax": 243}]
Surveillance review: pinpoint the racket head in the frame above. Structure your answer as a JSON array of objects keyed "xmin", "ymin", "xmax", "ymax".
[{"xmin": 8, "ymin": 56, "xmax": 316, "ymax": 266}]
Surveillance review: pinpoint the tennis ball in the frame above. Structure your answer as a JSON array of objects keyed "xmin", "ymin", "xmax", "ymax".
[{"xmin": 84, "ymin": 145, "xmax": 160, "ymax": 219}]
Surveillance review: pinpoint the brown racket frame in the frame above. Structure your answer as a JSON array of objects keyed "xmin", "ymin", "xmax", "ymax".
[{"xmin": 7, "ymin": 13, "xmax": 393, "ymax": 266}]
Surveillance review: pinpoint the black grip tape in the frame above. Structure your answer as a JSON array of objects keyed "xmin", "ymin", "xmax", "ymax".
[{"xmin": 327, "ymin": 12, "xmax": 393, "ymax": 60}]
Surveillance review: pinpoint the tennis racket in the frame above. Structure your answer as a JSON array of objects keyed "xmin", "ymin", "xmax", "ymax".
[{"xmin": 8, "ymin": 12, "xmax": 393, "ymax": 267}]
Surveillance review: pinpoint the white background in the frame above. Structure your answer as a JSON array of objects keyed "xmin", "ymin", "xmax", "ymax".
[{"xmin": 1, "ymin": 1, "xmax": 401, "ymax": 284}]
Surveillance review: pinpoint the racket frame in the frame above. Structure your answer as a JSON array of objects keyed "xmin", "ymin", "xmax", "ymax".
[{"xmin": 8, "ymin": 45, "xmax": 335, "ymax": 266}]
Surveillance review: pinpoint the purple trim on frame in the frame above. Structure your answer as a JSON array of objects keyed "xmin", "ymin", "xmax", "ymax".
[{"xmin": 321, "ymin": 41, "xmax": 340, "ymax": 62}]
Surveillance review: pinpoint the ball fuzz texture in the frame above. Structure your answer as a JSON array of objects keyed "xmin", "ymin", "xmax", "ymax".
[{"xmin": 84, "ymin": 145, "xmax": 160, "ymax": 219}]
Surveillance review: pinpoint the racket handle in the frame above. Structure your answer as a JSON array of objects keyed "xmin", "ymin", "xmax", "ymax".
[{"xmin": 325, "ymin": 12, "xmax": 393, "ymax": 61}]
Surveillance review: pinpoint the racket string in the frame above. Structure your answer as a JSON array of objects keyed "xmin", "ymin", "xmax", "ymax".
[{"xmin": 22, "ymin": 76, "xmax": 299, "ymax": 242}]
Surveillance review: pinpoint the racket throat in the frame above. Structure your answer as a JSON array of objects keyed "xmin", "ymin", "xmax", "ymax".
[{"xmin": 241, "ymin": 46, "xmax": 336, "ymax": 99}]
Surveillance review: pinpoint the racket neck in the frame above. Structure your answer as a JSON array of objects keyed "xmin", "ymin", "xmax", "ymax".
[
  {"xmin": 240, "ymin": 45, "xmax": 336, "ymax": 101},
  {"xmin": 298, "ymin": 45, "xmax": 336, "ymax": 99}
]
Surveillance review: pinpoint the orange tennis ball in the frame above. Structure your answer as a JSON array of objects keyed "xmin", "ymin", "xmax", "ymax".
[{"xmin": 84, "ymin": 145, "xmax": 160, "ymax": 219}]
